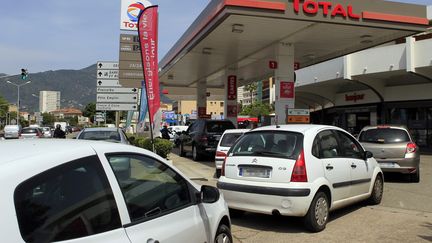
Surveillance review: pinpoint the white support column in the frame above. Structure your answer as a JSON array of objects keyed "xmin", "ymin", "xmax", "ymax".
[
  {"xmin": 406, "ymin": 36, "xmax": 415, "ymax": 73},
  {"xmin": 274, "ymin": 42, "xmax": 295, "ymax": 125},
  {"xmin": 224, "ymin": 69, "xmax": 238, "ymax": 126},
  {"xmin": 197, "ymin": 80, "xmax": 207, "ymax": 118}
]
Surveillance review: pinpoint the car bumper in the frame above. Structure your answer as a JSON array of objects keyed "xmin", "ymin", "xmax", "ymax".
[
  {"xmin": 376, "ymin": 157, "xmax": 420, "ymax": 174},
  {"xmin": 217, "ymin": 180, "xmax": 312, "ymax": 217}
]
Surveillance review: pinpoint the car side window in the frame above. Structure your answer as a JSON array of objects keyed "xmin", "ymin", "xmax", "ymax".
[
  {"xmin": 317, "ymin": 130, "xmax": 340, "ymax": 159},
  {"xmin": 106, "ymin": 154, "xmax": 192, "ymax": 223},
  {"xmin": 14, "ymin": 156, "xmax": 121, "ymax": 243},
  {"xmin": 187, "ymin": 122, "xmax": 196, "ymax": 133},
  {"xmin": 335, "ymin": 130, "xmax": 364, "ymax": 159}
]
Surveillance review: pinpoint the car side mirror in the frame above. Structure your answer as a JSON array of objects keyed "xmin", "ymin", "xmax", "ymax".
[
  {"xmin": 199, "ymin": 185, "xmax": 220, "ymax": 204},
  {"xmin": 364, "ymin": 151, "xmax": 373, "ymax": 160}
]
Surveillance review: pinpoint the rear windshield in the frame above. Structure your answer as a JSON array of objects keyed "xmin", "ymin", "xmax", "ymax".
[
  {"xmin": 22, "ymin": 129, "xmax": 38, "ymax": 134},
  {"xmin": 220, "ymin": 133, "xmax": 244, "ymax": 147},
  {"xmin": 230, "ymin": 131, "xmax": 303, "ymax": 159},
  {"xmin": 78, "ymin": 131, "xmax": 121, "ymax": 142},
  {"xmin": 206, "ymin": 121, "xmax": 235, "ymax": 133},
  {"xmin": 359, "ymin": 128, "xmax": 410, "ymax": 144}
]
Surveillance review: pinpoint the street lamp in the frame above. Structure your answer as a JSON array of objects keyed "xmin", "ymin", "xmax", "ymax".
[{"xmin": 5, "ymin": 80, "xmax": 31, "ymax": 125}]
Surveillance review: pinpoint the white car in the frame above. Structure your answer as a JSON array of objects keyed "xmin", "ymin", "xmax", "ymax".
[
  {"xmin": 0, "ymin": 140, "xmax": 232, "ymax": 243},
  {"xmin": 168, "ymin": 125, "xmax": 189, "ymax": 146},
  {"xmin": 215, "ymin": 129, "xmax": 249, "ymax": 177},
  {"xmin": 218, "ymin": 125, "xmax": 383, "ymax": 232}
]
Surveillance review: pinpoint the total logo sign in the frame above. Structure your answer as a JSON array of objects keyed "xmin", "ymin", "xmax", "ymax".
[
  {"xmin": 293, "ymin": 0, "xmax": 360, "ymax": 19},
  {"xmin": 120, "ymin": 0, "xmax": 152, "ymax": 31}
]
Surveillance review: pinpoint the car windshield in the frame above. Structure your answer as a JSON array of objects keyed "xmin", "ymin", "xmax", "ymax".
[
  {"xmin": 359, "ymin": 128, "xmax": 410, "ymax": 144},
  {"xmin": 230, "ymin": 131, "xmax": 303, "ymax": 159},
  {"xmin": 220, "ymin": 133, "xmax": 244, "ymax": 147},
  {"xmin": 206, "ymin": 121, "xmax": 235, "ymax": 133},
  {"xmin": 79, "ymin": 131, "xmax": 121, "ymax": 142},
  {"xmin": 22, "ymin": 129, "xmax": 38, "ymax": 134}
]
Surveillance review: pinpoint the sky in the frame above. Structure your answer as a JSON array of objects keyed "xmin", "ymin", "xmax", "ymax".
[{"xmin": 0, "ymin": 0, "xmax": 430, "ymax": 75}]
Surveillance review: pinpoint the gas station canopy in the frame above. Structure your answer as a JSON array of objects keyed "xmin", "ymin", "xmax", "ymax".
[{"xmin": 159, "ymin": 0, "xmax": 429, "ymax": 89}]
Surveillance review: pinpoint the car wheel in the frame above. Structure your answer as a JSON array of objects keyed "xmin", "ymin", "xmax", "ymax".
[
  {"xmin": 192, "ymin": 145, "xmax": 201, "ymax": 161},
  {"xmin": 229, "ymin": 208, "xmax": 244, "ymax": 218},
  {"xmin": 368, "ymin": 175, "xmax": 383, "ymax": 205},
  {"xmin": 410, "ymin": 167, "xmax": 420, "ymax": 183},
  {"xmin": 215, "ymin": 169, "xmax": 221, "ymax": 178},
  {"xmin": 180, "ymin": 143, "xmax": 186, "ymax": 157},
  {"xmin": 304, "ymin": 191, "xmax": 329, "ymax": 232},
  {"xmin": 214, "ymin": 224, "xmax": 232, "ymax": 243}
]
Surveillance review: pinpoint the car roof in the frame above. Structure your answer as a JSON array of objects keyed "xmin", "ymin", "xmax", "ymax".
[
  {"xmin": 360, "ymin": 125, "xmax": 408, "ymax": 131},
  {"xmin": 223, "ymin": 129, "xmax": 250, "ymax": 134},
  {"xmin": 248, "ymin": 124, "xmax": 339, "ymax": 134},
  {"xmin": 82, "ymin": 127, "xmax": 120, "ymax": 132}
]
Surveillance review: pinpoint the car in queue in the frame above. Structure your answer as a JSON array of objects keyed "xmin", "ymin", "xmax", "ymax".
[
  {"xmin": 0, "ymin": 140, "xmax": 232, "ymax": 243},
  {"xmin": 218, "ymin": 125, "xmax": 383, "ymax": 232},
  {"xmin": 215, "ymin": 129, "xmax": 249, "ymax": 178},
  {"xmin": 19, "ymin": 127, "xmax": 43, "ymax": 139},
  {"xmin": 358, "ymin": 125, "xmax": 420, "ymax": 182},
  {"xmin": 4, "ymin": 125, "xmax": 21, "ymax": 139},
  {"xmin": 179, "ymin": 120, "xmax": 236, "ymax": 161},
  {"xmin": 76, "ymin": 127, "xmax": 130, "ymax": 145}
]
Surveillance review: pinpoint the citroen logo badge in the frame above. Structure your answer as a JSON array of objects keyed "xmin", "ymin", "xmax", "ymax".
[{"xmin": 252, "ymin": 158, "xmax": 258, "ymax": 163}]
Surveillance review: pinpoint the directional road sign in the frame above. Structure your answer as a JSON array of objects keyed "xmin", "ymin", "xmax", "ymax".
[
  {"xmin": 97, "ymin": 93, "xmax": 138, "ymax": 103},
  {"xmin": 97, "ymin": 80, "xmax": 121, "ymax": 87},
  {"xmin": 97, "ymin": 87, "xmax": 138, "ymax": 94},
  {"xmin": 97, "ymin": 61, "xmax": 119, "ymax": 70},
  {"xmin": 97, "ymin": 103, "xmax": 138, "ymax": 111},
  {"xmin": 97, "ymin": 70, "xmax": 119, "ymax": 80}
]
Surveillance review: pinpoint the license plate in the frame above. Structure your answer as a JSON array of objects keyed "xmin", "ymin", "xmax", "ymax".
[
  {"xmin": 239, "ymin": 167, "xmax": 271, "ymax": 178},
  {"xmin": 379, "ymin": 162, "xmax": 396, "ymax": 168}
]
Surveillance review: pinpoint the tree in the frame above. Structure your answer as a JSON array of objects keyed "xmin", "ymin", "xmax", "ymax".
[
  {"xmin": 0, "ymin": 96, "xmax": 8, "ymax": 128},
  {"xmin": 82, "ymin": 103, "xmax": 96, "ymax": 123},
  {"xmin": 239, "ymin": 102, "xmax": 272, "ymax": 118},
  {"xmin": 244, "ymin": 82, "xmax": 258, "ymax": 102},
  {"xmin": 42, "ymin": 112, "xmax": 56, "ymax": 126}
]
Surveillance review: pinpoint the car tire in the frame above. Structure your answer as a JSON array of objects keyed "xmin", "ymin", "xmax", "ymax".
[
  {"xmin": 410, "ymin": 167, "xmax": 420, "ymax": 183},
  {"xmin": 180, "ymin": 143, "xmax": 186, "ymax": 157},
  {"xmin": 214, "ymin": 224, "xmax": 232, "ymax": 243},
  {"xmin": 304, "ymin": 191, "xmax": 329, "ymax": 232},
  {"xmin": 368, "ymin": 175, "xmax": 383, "ymax": 205},
  {"xmin": 215, "ymin": 169, "xmax": 221, "ymax": 178},
  {"xmin": 229, "ymin": 208, "xmax": 244, "ymax": 218},
  {"xmin": 192, "ymin": 145, "xmax": 201, "ymax": 161}
]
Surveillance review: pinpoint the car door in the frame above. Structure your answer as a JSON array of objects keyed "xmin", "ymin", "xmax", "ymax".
[
  {"xmin": 314, "ymin": 130, "xmax": 351, "ymax": 201},
  {"xmin": 105, "ymin": 153, "xmax": 207, "ymax": 243},
  {"xmin": 182, "ymin": 122, "xmax": 198, "ymax": 152},
  {"xmin": 335, "ymin": 130, "xmax": 372, "ymax": 197},
  {"xmin": 13, "ymin": 155, "xmax": 130, "ymax": 243}
]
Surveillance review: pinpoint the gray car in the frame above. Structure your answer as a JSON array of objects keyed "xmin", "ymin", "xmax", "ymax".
[
  {"xmin": 358, "ymin": 125, "xmax": 420, "ymax": 182},
  {"xmin": 76, "ymin": 127, "xmax": 130, "ymax": 144}
]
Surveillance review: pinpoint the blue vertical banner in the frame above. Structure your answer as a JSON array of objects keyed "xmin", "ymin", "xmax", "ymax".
[{"xmin": 137, "ymin": 80, "xmax": 148, "ymax": 133}]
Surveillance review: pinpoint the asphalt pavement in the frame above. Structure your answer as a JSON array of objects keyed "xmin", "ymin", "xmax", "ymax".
[{"xmin": 170, "ymin": 148, "xmax": 432, "ymax": 242}]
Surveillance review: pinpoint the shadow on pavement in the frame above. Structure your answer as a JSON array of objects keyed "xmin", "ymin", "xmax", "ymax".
[
  {"xmin": 382, "ymin": 172, "xmax": 413, "ymax": 183},
  {"xmin": 418, "ymin": 222, "xmax": 432, "ymax": 242},
  {"xmin": 231, "ymin": 203, "xmax": 364, "ymax": 234}
]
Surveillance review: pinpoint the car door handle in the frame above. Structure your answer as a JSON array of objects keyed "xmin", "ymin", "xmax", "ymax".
[
  {"xmin": 351, "ymin": 163, "xmax": 357, "ymax": 169},
  {"xmin": 326, "ymin": 164, "xmax": 334, "ymax": 170},
  {"xmin": 147, "ymin": 239, "xmax": 159, "ymax": 243}
]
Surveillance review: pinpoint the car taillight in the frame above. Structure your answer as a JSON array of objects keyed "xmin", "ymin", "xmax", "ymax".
[
  {"xmin": 291, "ymin": 150, "xmax": 308, "ymax": 182},
  {"xmin": 406, "ymin": 142, "xmax": 417, "ymax": 154},
  {"xmin": 216, "ymin": 151, "xmax": 226, "ymax": 158},
  {"xmin": 221, "ymin": 157, "xmax": 227, "ymax": 176}
]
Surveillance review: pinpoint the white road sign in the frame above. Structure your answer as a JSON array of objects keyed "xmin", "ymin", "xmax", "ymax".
[
  {"xmin": 97, "ymin": 87, "xmax": 138, "ymax": 94},
  {"xmin": 97, "ymin": 93, "xmax": 138, "ymax": 103},
  {"xmin": 97, "ymin": 61, "xmax": 119, "ymax": 70},
  {"xmin": 288, "ymin": 109, "xmax": 310, "ymax": 116},
  {"xmin": 97, "ymin": 103, "xmax": 138, "ymax": 111},
  {"xmin": 97, "ymin": 80, "xmax": 121, "ymax": 87},
  {"xmin": 97, "ymin": 70, "xmax": 119, "ymax": 79}
]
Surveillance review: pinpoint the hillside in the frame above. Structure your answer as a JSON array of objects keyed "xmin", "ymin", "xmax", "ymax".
[{"xmin": 0, "ymin": 65, "xmax": 172, "ymax": 112}]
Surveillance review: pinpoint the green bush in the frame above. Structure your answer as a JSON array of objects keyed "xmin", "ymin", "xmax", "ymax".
[{"xmin": 131, "ymin": 136, "xmax": 173, "ymax": 159}]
